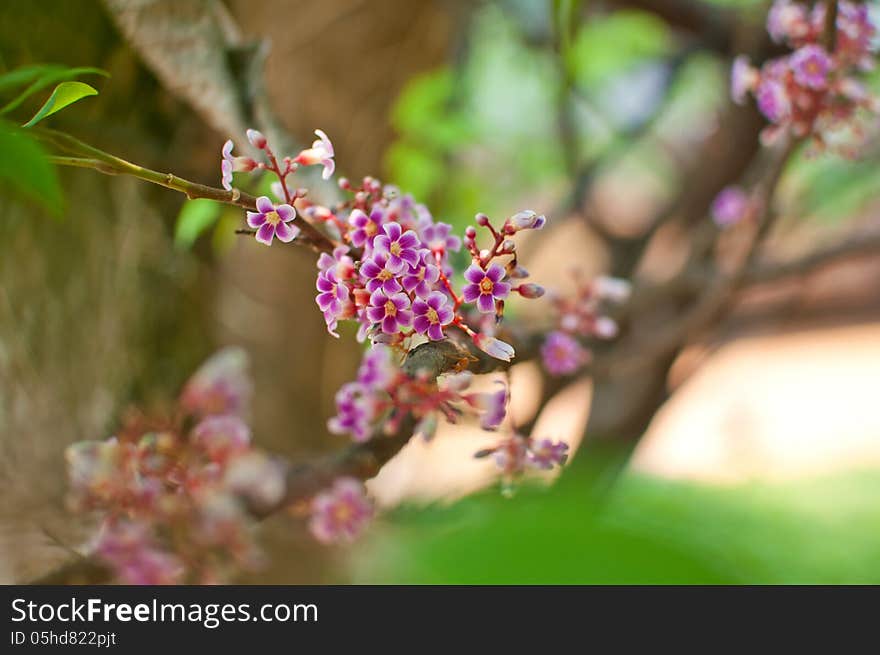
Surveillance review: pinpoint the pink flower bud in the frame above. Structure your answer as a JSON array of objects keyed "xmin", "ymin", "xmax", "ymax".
[
  {"xmin": 475, "ymin": 213, "xmax": 490, "ymax": 226},
  {"xmin": 246, "ymin": 129, "xmax": 267, "ymax": 149},
  {"xmin": 593, "ymin": 316, "xmax": 619, "ymax": 339},
  {"xmin": 465, "ymin": 226, "xmax": 477, "ymax": 239},
  {"xmin": 517, "ymin": 283, "xmax": 545, "ymax": 299},
  {"xmin": 474, "ymin": 333, "xmax": 516, "ymax": 362}
]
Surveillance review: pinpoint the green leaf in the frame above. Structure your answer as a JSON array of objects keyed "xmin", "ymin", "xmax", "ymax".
[
  {"xmin": 0, "ymin": 120, "xmax": 63, "ymax": 217},
  {"xmin": 174, "ymin": 199, "xmax": 222, "ymax": 249},
  {"xmin": 1, "ymin": 66, "xmax": 107, "ymax": 115},
  {"xmin": 22, "ymin": 81, "xmax": 99, "ymax": 128},
  {"xmin": 0, "ymin": 64, "xmax": 63, "ymax": 93}
]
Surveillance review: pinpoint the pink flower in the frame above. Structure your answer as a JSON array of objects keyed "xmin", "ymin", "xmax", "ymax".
[
  {"xmin": 372, "ymin": 222, "xmax": 422, "ymax": 274},
  {"xmin": 756, "ymin": 76, "xmax": 791, "ymax": 123},
  {"xmin": 348, "ymin": 207, "xmax": 386, "ymax": 248},
  {"xmin": 247, "ymin": 196, "xmax": 299, "ymax": 246},
  {"xmin": 467, "ymin": 383, "xmax": 508, "ymax": 431},
  {"xmin": 360, "ymin": 252, "xmax": 403, "ymax": 295},
  {"xmin": 791, "ymin": 44, "xmax": 832, "ymax": 89},
  {"xmin": 220, "ymin": 140, "xmax": 256, "ymax": 191},
  {"xmin": 462, "ymin": 263, "xmax": 511, "ymax": 313},
  {"xmin": 294, "ymin": 129, "xmax": 335, "ymax": 179},
  {"xmin": 316, "ymin": 269, "xmax": 351, "ymax": 338},
  {"xmin": 328, "ymin": 383, "xmax": 375, "ymax": 442},
  {"xmin": 711, "ymin": 185, "xmax": 750, "ymax": 227},
  {"xmin": 367, "ymin": 290, "xmax": 413, "ymax": 334},
  {"xmin": 731, "ymin": 56, "xmax": 759, "ymax": 105},
  {"xmin": 492, "ymin": 436, "xmax": 529, "ymax": 479},
  {"xmin": 412, "ymin": 291, "xmax": 454, "ymax": 341},
  {"xmin": 246, "ymin": 129, "xmax": 267, "ymax": 149},
  {"xmin": 401, "ymin": 251, "xmax": 440, "ymax": 298},
  {"xmin": 356, "ymin": 346, "xmax": 396, "ymax": 388},
  {"xmin": 528, "ymin": 438, "xmax": 569, "ymax": 470},
  {"xmin": 192, "ymin": 415, "xmax": 251, "ymax": 463},
  {"xmin": 767, "ymin": 0, "xmax": 808, "ymax": 43},
  {"xmin": 420, "ymin": 221, "xmax": 462, "ymax": 253},
  {"xmin": 179, "ymin": 347, "xmax": 252, "ymax": 419},
  {"xmin": 96, "ymin": 521, "xmax": 184, "ymax": 585},
  {"xmin": 309, "ymin": 478, "xmax": 373, "ymax": 544},
  {"xmin": 541, "ymin": 331, "xmax": 588, "ymax": 376}
]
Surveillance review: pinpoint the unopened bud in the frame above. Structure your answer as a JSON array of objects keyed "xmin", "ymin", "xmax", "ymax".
[
  {"xmin": 475, "ymin": 213, "xmax": 490, "ymax": 227},
  {"xmin": 246, "ymin": 129, "xmax": 267, "ymax": 149},
  {"xmin": 517, "ymin": 283, "xmax": 545, "ymax": 299}
]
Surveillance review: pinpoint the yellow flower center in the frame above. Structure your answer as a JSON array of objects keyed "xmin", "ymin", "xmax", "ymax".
[
  {"xmin": 426, "ymin": 308, "xmax": 439, "ymax": 324},
  {"xmin": 265, "ymin": 210, "xmax": 281, "ymax": 226},
  {"xmin": 378, "ymin": 269, "xmax": 393, "ymax": 281},
  {"xmin": 384, "ymin": 300, "xmax": 397, "ymax": 316},
  {"xmin": 332, "ymin": 503, "xmax": 353, "ymax": 523},
  {"xmin": 365, "ymin": 222, "xmax": 378, "ymax": 236},
  {"xmin": 480, "ymin": 278, "xmax": 494, "ymax": 294},
  {"xmin": 390, "ymin": 242, "xmax": 402, "ymax": 256}
]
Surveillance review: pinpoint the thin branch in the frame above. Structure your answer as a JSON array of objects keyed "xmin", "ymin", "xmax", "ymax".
[{"xmin": 39, "ymin": 129, "xmax": 338, "ymax": 254}]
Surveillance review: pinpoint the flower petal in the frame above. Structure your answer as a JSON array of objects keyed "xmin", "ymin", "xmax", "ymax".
[
  {"xmin": 477, "ymin": 293, "xmax": 495, "ymax": 313},
  {"xmin": 247, "ymin": 211, "xmax": 266, "ymax": 228},
  {"xmin": 256, "ymin": 196, "xmax": 275, "ymax": 214},
  {"xmin": 275, "ymin": 221, "xmax": 300, "ymax": 243},
  {"xmin": 255, "ymin": 223, "xmax": 275, "ymax": 246},
  {"xmin": 276, "ymin": 204, "xmax": 296, "ymax": 222}
]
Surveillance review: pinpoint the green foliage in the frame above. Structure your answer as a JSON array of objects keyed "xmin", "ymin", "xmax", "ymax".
[
  {"xmin": 22, "ymin": 80, "xmax": 99, "ymax": 127},
  {"xmin": 355, "ymin": 470, "xmax": 880, "ymax": 584},
  {"xmin": 1, "ymin": 64, "xmax": 107, "ymax": 116},
  {"xmin": 788, "ymin": 153, "xmax": 880, "ymax": 222},
  {"xmin": 568, "ymin": 10, "xmax": 672, "ymax": 88},
  {"xmin": 0, "ymin": 120, "xmax": 63, "ymax": 216},
  {"xmin": 174, "ymin": 199, "xmax": 223, "ymax": 249}
]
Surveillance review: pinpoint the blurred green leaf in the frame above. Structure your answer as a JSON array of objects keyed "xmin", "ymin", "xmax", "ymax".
[
  {"xmin": 22, "ymin": 81, "xmax": 99, "ymax": 127},
  {"xmin": 569, "ymin": 10, "xmax": 671, "ymax": 88},
  {"xmin": 1, "ymin": 65, "xmax": 107, "ymax": 116},
  {"xmin": 0, "ymin": 64, "xmax": 63, "ymax": 93},
  {"xmin": 391, "ymin": 68, "xmax": 471, "ymax": 150},
  {"xmin": 174, "ymin": 199, "xmax": 222, "ymax": 249},
  {"xmin": 385, "ymin": 142, "xmax": 445, "ymax": 201},
  {"xmin": 0, "ymin": 120, "xmax": 63, "ymax": 217}
]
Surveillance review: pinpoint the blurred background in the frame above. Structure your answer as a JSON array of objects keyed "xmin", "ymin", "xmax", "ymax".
[{"xmin": 1, "ymin": 0, "xmax": 879, "ymax": 584}]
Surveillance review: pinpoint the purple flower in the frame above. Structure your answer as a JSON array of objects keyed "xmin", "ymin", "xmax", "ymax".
[
  {"xmin": 541, "ymin": 331, "xmax": 588, "ymax": 376},
  {"xmin": 790, "ymin": 44, "xmax": 832, "ymax": 89},
  {"xmin": 247, "ymin": 196, "xmax": 299, "ymax": 246},
  {"xmin": 506, "ymin": 210, "xmax": 546, "ymax": 231},
  {"xmin": 309, "ymin": 478, "xmax": 373, "ymax": 544},
  {"xmin": 180, "ymin": 347, "xmax": 252, "ymax": 418},
  {"xmin": 294, "ymin": 129, "xmax": 335, "ymax": 179},
  {"xmin": 401, "ymin": 251, "xmax": 440, "ymax": 298},
  {"xmin": 711, "ymin": 186, "xmax": 750, "ymax": 227},
  {"xmin": 767, "ymin": 0, "xmax": 807, "ymax": 43},
  {"xmin": 528, "ymin": 438, "xmax": 569, "ymax": 470},
  {"xmin": 467, "ymin": 383, "xmax": 508, "ymax": 431},
  {"xmin": 367, "ymin": 290, "xmax": 413, "ymax": 334},
  {"xmin": 493, "ymin": 437, "xmax": 529, "ymax": 479},
  {"xmin": 372, "ymin": 222, "xmax": 422, "ymax": 274},
  {"xmin": 328, "ymin": 382, "xmax": 374, "ymax": 442},
  {"xmin": 360, "ymin": 252, "xmax": 403, "ymax": 295},
  {"xmin": 357, "ymin": 346, "xmax": 396, "ymax": 389},
  {"xmin": 96, "ymin": 521, "xmax": 183, "ymax": 585},
  {"xmin": 316, "ymin": 269, "xmax": 351, "ymax": 337},
  {"xmin": 412, "ymin": 291, "xmax": 454, "ymax": 341},
  {"xmin": 756, "ymin": 76, "xmax": 791, "ymax": 123},
  {"xmin": 192, "ymin": 415, "xmax": 251, "ymax": 463},
  {"xmin": 420, "ymin": 221, "xmax": 462, "ymax": 253},
  {"xmin": 731, "ymin": 56, "xmax": 758, "ymax": 105},
  {"xmin": 462, "ymin": 263, "xmax": 511, "ymax": 313},
  {"xmin": 348, "ymin": 207, "xmax": 386, "ymax": 248}
]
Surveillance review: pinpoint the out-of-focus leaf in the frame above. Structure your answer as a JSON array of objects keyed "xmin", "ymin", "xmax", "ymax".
[
  {"xmin": 1, "ymin": 66, "xmax": 108, "ymax": 115},
  {"xmin": 0, "ymin": 64, "xmax": 63, "ymax": 93},
  {"xmin": 0, "ymin": 120, "xmax": 63, "ymax": 217},
  {"xmin": 384, "ymin": 143, "xmax": 445, "ymax": 201},
  {"xmin": 788, "ymin": 154, "xmax": 880, "ymax": 222},
  {"xmin": 174, "ymin": 199, "xmax": 222, "ymax": 249},
  {"xmin": 22, "ymin": 81, "xmax": 99, "ymax": 127},
  {"xmin": 391, "ymin": 69, "xmax": 471, "ymax": 150},
  {"xmin": 569, "ymin": 10, "xmax": 671, "ymax": 88}
]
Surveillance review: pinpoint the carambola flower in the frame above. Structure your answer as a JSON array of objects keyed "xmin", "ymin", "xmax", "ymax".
[
  {"xmin": 367, "ymin": 290, "xmax": 413, "ymax": 334},
  {"xmin": 412, "ymin": 291, "xmax": 454, "ymax": 341},
  {"xmin": 541, "ymin": 331, "xmax": 588, "ymax": 376},
  {"xmin": 294, "ymin": 129, "xmax": 335, "ymax": 179},
  {"xmin": 528, "ymin": 438, "xmax": 569, "ymax": 470},
  {"xmin": 790, "ymin": 45, "xmax": 832, "ymax": 89},
  {"xmin": 462, "ymin": 263, "xmax": 511, "ymax": 313},
  {"xmin": 711, "ymin": 186, "xmax": 750, "ymax": 227},
  {"xmin": 247, "ymin": 196, "xmax": 299, "ymax": 246},
  {"xmin": 309, "ymin": 478, "xmax": 373, "ymax": 544},
  {"xmin": 360, "ymin": 252, "xmax": 403, "ymax": 295},
  {"xmin": 348, "ymin": 206, "xmax": 386, "ymax": 248},
  {"xmin": 372, "ymin": 222, "xmax": 421, "ymax": 274}
]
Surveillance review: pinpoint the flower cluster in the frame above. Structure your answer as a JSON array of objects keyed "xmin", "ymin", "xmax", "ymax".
[
  {"xmin": 540, "ymin": 272, "xmax": 631, "ymax": 376},
  {"xmin": 329, "ymin": 345, "xmax": 510, "ymax": 442},
  {"xmin": 65, "ymin": 348, "xmax": 285, "ymax": 584},
  {"xmin": 309, "ymin": 478, "xmax": 374, "ymax": 544},
  {"xmin": 731, "ymin": 0, "xmax": 878, "ymax": 151},
  {"xmin": 476, "ymin": 434, "xmax": 570, "ymax": 495}
]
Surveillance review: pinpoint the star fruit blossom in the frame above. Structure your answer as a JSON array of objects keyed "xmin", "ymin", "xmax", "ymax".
[{"xmin": 730, "ymin": 0, "xmax": 879, "ymax": 151}]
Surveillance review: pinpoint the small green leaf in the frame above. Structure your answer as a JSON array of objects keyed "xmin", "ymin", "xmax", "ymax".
[
  {"xmin": 1, "ymin": 66, "xmax": 108, "ymax": 115},
  {"xmin": 0, "ymin": 120, "xmax": 63, "ymax": 217},
  {"xmin": 174, "ymin": 199, "xmax": 223, "ymax": 249},
  {"xmin": 0, "ymin": 64, "xmax": 64, "ymax": 93},
  {"xmin": 22, "ymin": 81, "xmax": 99, "ymax": 128}
]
